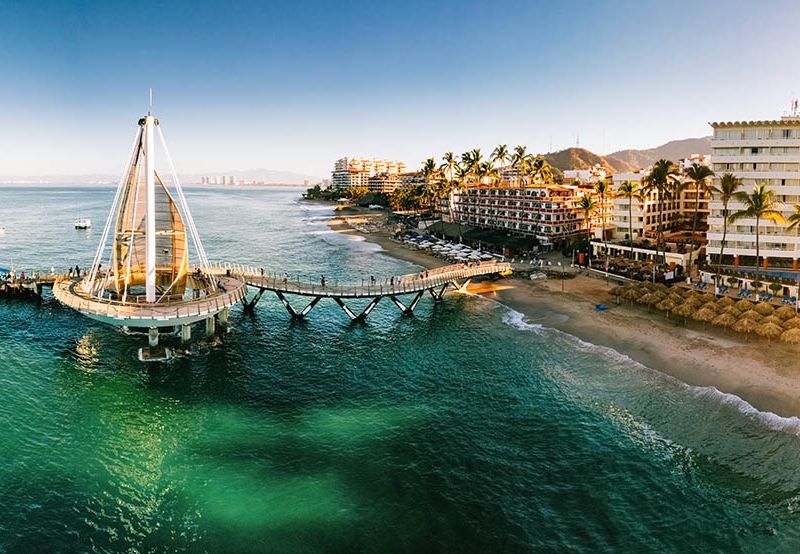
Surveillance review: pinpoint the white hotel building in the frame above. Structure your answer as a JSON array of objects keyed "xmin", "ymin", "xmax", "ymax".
[
  {"xmin": 331, "ymin": 157, "xmax": 406, "ymax": 191},
  {"xmin": 708, "ymin": 116, "xmax": 800, "ymax": 271}
]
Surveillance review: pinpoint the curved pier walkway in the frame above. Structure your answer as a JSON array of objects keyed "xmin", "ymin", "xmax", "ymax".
[{"xmin": 209, "ymin": 261, "xmax": 511, "ymax": 321}]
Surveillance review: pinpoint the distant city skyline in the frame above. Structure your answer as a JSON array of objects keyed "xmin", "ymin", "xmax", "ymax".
[{"xmin": 2, "ymin": 0, "xmax": 800, "ymax": 179}]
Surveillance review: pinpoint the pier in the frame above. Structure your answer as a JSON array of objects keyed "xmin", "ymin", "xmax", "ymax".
[{"xmin": 208, "ymin": 260, "xmax": 512, "ymax": 321}]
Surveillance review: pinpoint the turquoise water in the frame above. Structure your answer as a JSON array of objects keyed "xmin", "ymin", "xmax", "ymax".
[{"xmin": 2, "ymin": 184, "xmax": 800, "ymax": 553}]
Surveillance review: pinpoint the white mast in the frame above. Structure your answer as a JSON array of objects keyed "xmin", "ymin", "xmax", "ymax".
[{"xmin": 145, "ymin": 115, "xmax": 156, "ymax": 302}]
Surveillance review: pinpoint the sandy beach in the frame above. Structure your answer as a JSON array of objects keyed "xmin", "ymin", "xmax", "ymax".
[{"xmin": 328, "ymin": 205, "xmax": 800, "ymax": 418}]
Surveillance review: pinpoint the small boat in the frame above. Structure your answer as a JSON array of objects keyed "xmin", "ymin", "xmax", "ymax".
[
  {"xmin": 0, "ymin": 227, "xmax": 5, "ymax": 234},
  {"xmin": 75, "ymin": 218, "xmax": 92, "ymax": 229}
]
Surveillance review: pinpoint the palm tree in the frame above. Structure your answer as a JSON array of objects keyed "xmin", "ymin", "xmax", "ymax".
[
  {"xmin": 491, "ymin": 144, "xmax": 509, "ymax": 182},
  {"xmin": 510, "ymin": 145, "xmax": 529, "ymax": 187},
  {"xmin": 642, "ymin": 159, "xmax": 679, "ymax": 263},
  {"xmin": 787, "ymin": 204, "xmax": 800, "ymax": 231},
  {"xmin": 421, "ymin": 157, "xmax": 439, "ymax": 218},
  {"xmin": 715, "ymin": 173, "xmax": 742, "ymax": 285},
  {"xmin": 617, "ymin": 180, "xmax": 644, "ymax": 258},
  {"xmin": 594, "ymin": 179, "xmax": 614, "ymax": 269},
  {"xmin": 530, "ymin": 155, "xmax": 553, "ymax": 184},
  {"xmin": 729, "ymin": 182, "xmax": 785, "ymax": 291},
  {"xmin": 684, "ymin": 163, "xmax": 717, "ymax": 276},
  {"xmin": 579, "ymin": 194, "xmax": 597, "ymax": 241},
  {"xmin": 440, "ymin": 151, "xmax": 458, "ymax": 181}
]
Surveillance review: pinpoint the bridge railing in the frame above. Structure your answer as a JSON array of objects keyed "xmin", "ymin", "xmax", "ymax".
[{"xmin": 209, "ymin": 261, "xmax": 511, "ymax": 298}]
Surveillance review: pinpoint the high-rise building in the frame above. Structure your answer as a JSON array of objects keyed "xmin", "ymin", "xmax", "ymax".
[
  {"xmin": 331, "ymin": 157, "xmax": 406, "ymax": 191},
  {"xmin": 708, "ymin": 116, "xmax": 800, "ymax": 270}
]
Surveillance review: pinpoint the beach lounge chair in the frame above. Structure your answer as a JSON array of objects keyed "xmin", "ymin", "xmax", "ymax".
[
  {"xmin": 767, "ymin": 293, "xmax": 774, "ymax": 302},
  {"xmin": 792, "ymin": 296, "xmax": 797, "ymax": 305},
  {"xmin": 745, "ymin": 290, "xmax": 753, "ymax": 298},
  {"xmin": 737, "ymin": 289, "xmax": 745, "ymax": 297}
]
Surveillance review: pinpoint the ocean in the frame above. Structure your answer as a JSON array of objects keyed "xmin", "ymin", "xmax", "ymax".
[{"xmin": 1, "ymin": 184, "xmax": 800, "ymax": 553}]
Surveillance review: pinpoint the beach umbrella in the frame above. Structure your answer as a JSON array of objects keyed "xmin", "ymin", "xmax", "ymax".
[
  {"xmin": 762, "ymin": 315, "xmax": 786, "ymax": 327},
  {"xmin": 673, "ymin": 302, "xmax": 697, "ymax": 324},
  {"xmin": 722, "ymin": 305, "xmax": 742, "ymax": 317},
  {"xmin": 756, "ymin": 321, "xmax": 784, "ymax": 345},
  {"xmin": 608, "ymin": 284, "xmax": 627, "ymax": 297},
  {"xmin": 656, "ymin": 298, "xmax": 677, "ymax": 317},
  {"xmin": 700, "ymin": 300, "xmax": 720, "ymax": 313},
  {"xmin": 654, "ymin": 283, "xmax": 670, "ymax": 293},
  {"xmin": 780, "ymin": 328, "xmax": 800, "ymax": 344},
  {"xmin": 774, "ymin": 305, "xmax": 796, "ymax": 320},
  {"xmin": 716, "ymin": 296, "xmax": 736, "ymax": 308},
  {"xmin": 753, "ymin": 302, "xmax": 775, "ymax": 316},
  {"xmin": 712, "ymin": 312, "xmax": 737, "ymax": 331},
  {"xmin": 637, "ymin": 293, "xmax": 660, "ymax": 311},
  {"xmin": 692, "ymin": 307, "xmax": 718, "ymax": 330},
  {"xmin": 782, "ymin": 316, "xmax": 800, "ymax": 329},
  {"xmin": 733, "ymin": 317, "xmax": 760, "ymax": 339},
  {"xmin": 622, "ymin": 288, "xmax": 643, "ymax": 304},
  {"xmin": 667, "ymin": 292, "xmax": 686, "ymax": 304},
  {"xmin": 737, "ymin": 299, "xmax": 757, "ymax": 312},
  {"xmin": 738, "ymin": 310, "xmax": 764, "ymax": 323}
]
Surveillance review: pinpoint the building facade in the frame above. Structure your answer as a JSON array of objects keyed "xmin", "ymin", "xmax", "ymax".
[
  {"xmin": 708, "ymin": 116, "xmax": 800, "ymax": 269},
  {"xmin": 452, "ymin": 184, "xmax": 608, "ymax": 250},
  {"xmin": 331, "ymin": 157, "xmax": 406, "ymax": 191}
]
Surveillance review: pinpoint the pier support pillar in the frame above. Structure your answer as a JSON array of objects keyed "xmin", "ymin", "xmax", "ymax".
[
  {"xmin": 205, "ymin": 316, "xmax": 216, "ymax": 337},
  {"xmin": 218, "ymin": 308, "xmax": 229, "ymax": 327},
  {"xmin": 181, "ymin": 324, "xmax": 192, "ymax": 344},
  {"xmin": 148, "ymin": 327, "xmax": 159, "ymax": 347}
]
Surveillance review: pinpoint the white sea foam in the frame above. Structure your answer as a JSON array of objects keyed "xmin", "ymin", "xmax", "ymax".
[
  {"xmin": 500, "ymin": 306, "xmax": 542, "ymax": 332},
  {"xmin": 688, "ymin": 385, "xmax": 800, "ymax": 437}
]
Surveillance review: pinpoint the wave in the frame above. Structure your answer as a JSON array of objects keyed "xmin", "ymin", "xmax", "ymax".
[{"xmin": 689, "ymin": 385, "xmax": 800, "ymax": 437}]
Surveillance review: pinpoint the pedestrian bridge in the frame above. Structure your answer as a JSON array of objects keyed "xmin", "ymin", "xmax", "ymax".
[{"xmin": 208, "ymin": 260, "xmax": 512, "ymax": 321}]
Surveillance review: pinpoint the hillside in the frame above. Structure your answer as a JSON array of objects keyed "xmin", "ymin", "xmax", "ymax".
[
  {"xmin": 543, "ymin": 148, "xmax": 634, "ymax": 174},
  {"xmin": 542, "ymin": 137, "xmax": 711, "ymax": 177},
  {"xmin": 609, "ymin": 137, "xmax": 711, "ymax": 171}
]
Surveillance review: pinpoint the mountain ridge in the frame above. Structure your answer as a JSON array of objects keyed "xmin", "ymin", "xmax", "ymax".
[{"xmin": 543, "ymin": 136, "xmax": 711, "ymax": 175}]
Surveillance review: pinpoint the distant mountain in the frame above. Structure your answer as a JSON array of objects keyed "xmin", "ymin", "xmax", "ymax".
[
  {"xmin": 608, "ymin": 137, "xmax": 711, "ymax": 172},
  {"xmin": 543, "ymin": 148, "xmax": 633, "ymax": 175},
  {"xmin": 0, "ymin": 168, "xmax": 324, "ymax": 185},
  {"xmin": 541, "ymin": 137, "xmax": 711, "ymax": 176}
]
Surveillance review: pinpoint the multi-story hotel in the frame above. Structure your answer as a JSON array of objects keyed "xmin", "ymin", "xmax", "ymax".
[
  {"xmin": 331, "ymin": 157, "xmax": 406, "ymax": 191},
  {"xmin": 452, "ymin": 184, "xmax": 606, "ymax": 250},
  {"xmin": 707, "ymin": 116, "xmax": 800, "ymax": 269},
  {"xmin": 609, "ymin": 155, "xmax": 713, "ymax": 242}
]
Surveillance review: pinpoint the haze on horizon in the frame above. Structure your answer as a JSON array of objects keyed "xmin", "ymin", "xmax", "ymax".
[{"xmin": 2, "ymin": 0, "xmax": 799, "ymax": 180}]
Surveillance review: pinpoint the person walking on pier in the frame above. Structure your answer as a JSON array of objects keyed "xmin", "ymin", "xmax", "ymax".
[
  {"xmin": 282, "ymin": 272, "xmax": 288, "ymax": 284},
  {"xmin": 320, "ymin": 274, "xmax": 326, "ymax": 287},
  {"xmin": 75, "ymin": 264, "xmax": 80, "ymax": 278}
]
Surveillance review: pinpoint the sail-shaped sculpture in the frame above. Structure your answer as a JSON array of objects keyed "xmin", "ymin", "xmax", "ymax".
[{"xmin": 54, "ymin": 113, "xmax": 246, "ymax": 353}]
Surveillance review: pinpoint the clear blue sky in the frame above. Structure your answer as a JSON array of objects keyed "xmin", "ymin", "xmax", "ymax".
[{"xmin": 2, "ymin": 0, "xmax": 800, "ymax": 179}]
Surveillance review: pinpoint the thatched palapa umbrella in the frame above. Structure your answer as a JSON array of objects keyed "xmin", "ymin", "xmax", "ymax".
[
  {"xmin": 700, "ymin": 300, "xmax": 720, "ymax": 313},
  {"xmin": 739, "ymin": 310, "xmax": 764, "ymax": 323},
  {"xmin": 716, "ymin": 296, "xmax": 736, "ymax": 308},
  {"xmin": 737, "ymin": 299, "xmax": 757, "ymax": 312},
  {"xmin": 712, "ymin": 312, "xmax": 737, "ymax": 331},
  {"xmin": 656, "ymin": 298, "xmax": 677, "ymax": 317},
  {"xmin": 774, "ymin": 305, "xmax": 796, "ymax": 320},
  {"xmin": 722, "ymin": 305, "xmax": 742, "ymax": 317},
  {"xmin": 637, "ymin": 293, "xmax": 660, "ymax": 311},
  {"xmin": 621, "ymin": 288, "xmax": 643, "ymax": 305},
  {"xmin": 692, "ymin": 307, "xmax": 718, "ymax": 330},
  {"xmin": 733, "ymin": 317, "xmax": 760, "ymax": 340},
  {"xmin": 753, "ymin": 302, "xmax": 775, "ymax": 316},
  {"xmin": 761, "ymin": 315, "xmax": 786, "ymax": 327},
  {"xmin": 756, "ymin": 322, "xmax": 785, "ymax": 345},
  {"xmin": 673, "ymin": 302, "xmax": 697, "ymax": 325},
  {"xmin": 782, "ymin": 316, "xmax": 800, "ymax": 329},
  {"xmin": 780, "ymin": 327, "xmax": 800, "ymax": 344}
]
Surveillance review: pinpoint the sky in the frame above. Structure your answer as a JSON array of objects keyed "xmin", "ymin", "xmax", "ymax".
[{"xmin": 2, "ymin": 0, "xmax": 800, "ymax": 180}]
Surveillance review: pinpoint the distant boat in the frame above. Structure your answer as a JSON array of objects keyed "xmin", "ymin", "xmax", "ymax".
[
  {"xmin": 0, "ymin": 227, "xmax": 5, "ymax": 234},
  {"xmin": 75, "ymin": 218, "xmax": 92, "ymax": 229}
]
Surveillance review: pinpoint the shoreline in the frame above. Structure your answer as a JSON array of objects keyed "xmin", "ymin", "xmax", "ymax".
[{"xmin": 328, "ymin": 206, "xmax": 800, "ymax": 419}]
